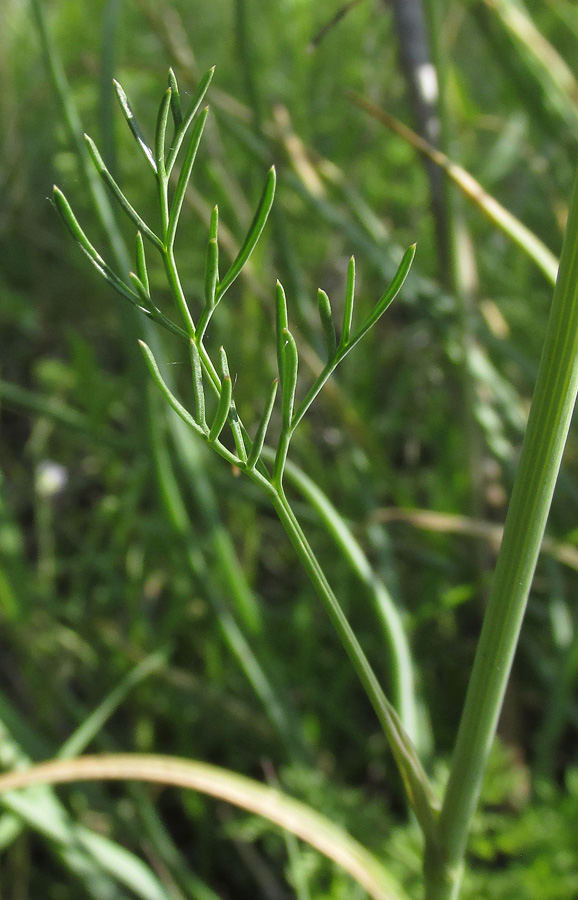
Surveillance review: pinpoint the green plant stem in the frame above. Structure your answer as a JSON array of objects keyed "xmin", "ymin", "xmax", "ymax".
[
  {"xmin": 426, "ymin": 165, "xmax": 578, "ymax": 899},
  {"xmin": 269, "ymin": 485, "xmax": 439, "ymax": 840},
  {"xmin": 280, "ymin": 456, "xmax": 418, "ymax": 746}
]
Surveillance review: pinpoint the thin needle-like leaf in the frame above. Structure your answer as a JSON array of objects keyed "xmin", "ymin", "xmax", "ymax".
[
  {"xmin": 216, "ymin": 167, "xmax": 276, "ymax": 300},
  {"xmin": 128, "ymin": 273, "xmax": 189, "ymax": 341},
  {"xmin": 348, "ymin": 244, "xmax": 416, "ymax": 347},
  {"xmin": 274, "ymin": 328, "xmax": 299, "ymax": 484},
  {"xmin": 219, "ymin": 347, "xmax": 247, "ymax": 462},
  {"xmin": 204, "ymin": 238, "xmax": 219, "ymax": 310},
  {"xmin": 275, "ymin": 280, "xmax": 289, "ymax": 378},
  {"xmin": 167, "ymin": 108, "xmax": 209, "ymax": 247},
  {"xmin": 52, "ymin": 186, "xmax": 139, "ymax": 303},
  {"xmin": 247, "ymin": 379, "xmax": 278, "ymax": 470},
  {"xmin": 340, "ymin": 256, "xmax": 356, "ymax": 348},
  {"xmin": 292, "ymin": 247, "xmax": 414, "ymax": 431},
  {"xmin": 281, "ymin": 329, "xmax": 299, "ymax": 428},
  {"xmin": 155, "ymin": 88, "xmax": 172, "ymax": 177},
  {"xmin": 189, "ymin": 340, "xmax": 208, "ymax": 433},
  {"xmin": 209, "ymin": 374, "xmax": 233, "ymax": 444},
  {"xmin": 166, "ymin": 66, "xmax": 215, "ymax": 175},
  {"xmin": 317, "ymin": 289, "xmax": 337, "ymax": 359},
  {"xmin": 135, "ymin": 232, "xmax": 149, "ymax": 293},
  {"xmin": 113, "ymin": 79, "xmax": 157, "ymax": 172},
  {"xmin": 84, "ymin": 134, "xmax": 163, "ymax": 250},
  {"xmin": 139, "ymin": 342, "xmax": 206, "ymax": 439},
  {"xmin": 168, "ymin": 68, "xmax": 183, "ymax": 130}
]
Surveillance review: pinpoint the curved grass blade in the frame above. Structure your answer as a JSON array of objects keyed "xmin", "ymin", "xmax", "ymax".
[
  {"xmin": 216, "ymin": 166, "xmax": 276, "ymax": 301},
  {"xmin": 317, "ymin": 289, "xmax": 337, "ymax": 359},
  {"xmin": 340, "ymin": 256, "xmax": 356, "ymax": 348},
  {"xmin": 53, "ymin": 186, "xmax": 139, "ymax": 304},
  {"xmin": 246, "ymin": 379, "xmax": 278, "ymax": 470},
  {"xmin": 349, "ymin": 91, "xmax": 559, "ymax": 285},
  {"xmin": 167, "ymin": 66, "xmax": 216, "ymax": 175},
  {"xmin": 84, "ymin": 134, "xmax": 163, "ymax": 250},
  {"xmin": 0, "ymin": 755, "xmax": 411, "ymax": 900},
  {"xmin": 113, "ymin": 79, "xmax": 157, "ymax": 173},
  {"xmin": 167, "ymin": 107, "xmax": 209, "ymax": 247}
]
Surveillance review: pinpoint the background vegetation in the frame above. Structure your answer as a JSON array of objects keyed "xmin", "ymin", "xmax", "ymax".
[{"xmin": 1, "ymin": 0, "xmax": 578, "ymax": 897}]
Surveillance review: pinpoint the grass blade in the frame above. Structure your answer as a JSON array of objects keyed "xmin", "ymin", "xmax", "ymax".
[
  {"xmin": 0, "ymin": 755, "xmax": 411, "ymax": 900},
  {"xmin": 349, "ymin": 91, "xmax": 559, "ymax": 284}
]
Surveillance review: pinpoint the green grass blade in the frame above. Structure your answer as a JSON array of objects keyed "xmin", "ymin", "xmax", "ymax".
[
  {"xmin": 216, "ymin": 166, "xmax": 276, "ymax": 300},
  {"xmin": 433, "ymin": 163, "xmax": 578, "ymax": 897},
  {"xmin": 58, "ymin": 654, "xmax": 166, "ymax": 759},
  {"xmin": 349, "ymin": 92, "xmax": 559, "ymax": 284}
]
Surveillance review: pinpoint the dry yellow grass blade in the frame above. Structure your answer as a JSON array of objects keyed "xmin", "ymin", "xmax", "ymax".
[
  {"xmin": 0, "ymin": 754, "xmax": 409, "ymax": 900},
  {"xmin": 348, "ymin": 91, "xmax": 559, "ymax": 285}
]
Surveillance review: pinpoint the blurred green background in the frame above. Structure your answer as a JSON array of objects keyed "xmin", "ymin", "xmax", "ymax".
[{"xmin": 1, "ymin": 0, "xmax": 578, "ymax": 897}]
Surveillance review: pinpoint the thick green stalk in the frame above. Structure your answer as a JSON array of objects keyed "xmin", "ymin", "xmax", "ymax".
[{"xmin": 426, "ymin": 165, "xmax": 578, "ymax": 898}]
